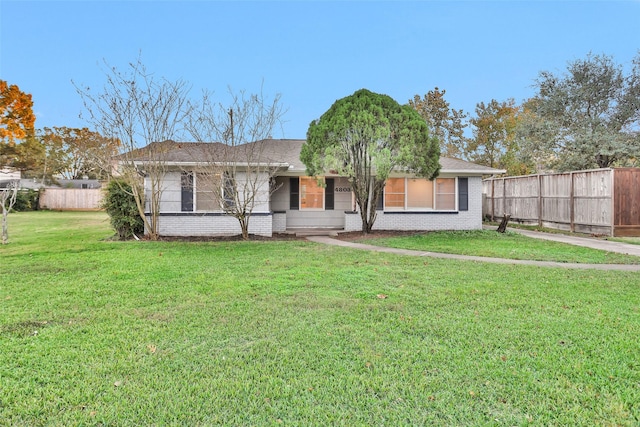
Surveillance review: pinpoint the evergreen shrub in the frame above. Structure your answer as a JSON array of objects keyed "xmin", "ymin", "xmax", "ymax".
[{"xmin": 102, "ymin": 179, "xmax": 144, "ymax": 240}]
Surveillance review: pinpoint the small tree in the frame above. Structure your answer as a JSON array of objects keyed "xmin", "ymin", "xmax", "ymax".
[
  {"xmin": 76, "ymin": 57, "xmax": 192, "ymax": 240},
  {"xmin": 1, "ymin": 181, "xmax": 18, "ymax": 244},
  {"xmin": 302, "ymin": 89, "xmax": 440, "ymax": 233},
  {"xmin": 185, "ymin": 88, "xmax": 285, "ymax": 240}
]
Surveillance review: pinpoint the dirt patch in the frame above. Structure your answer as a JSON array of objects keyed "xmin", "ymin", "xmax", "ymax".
[
  {"xmin": 129, "ymin": 230, "xmax": 424, "ymax": 243},
  {"xmin": 156, "ymin": 233, "xmax": 306, "ymax": 242}
]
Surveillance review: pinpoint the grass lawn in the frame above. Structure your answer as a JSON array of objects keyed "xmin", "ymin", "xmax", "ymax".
[
  {"xmin": 1, "ymin": 212, "xmax": 639, "ymax": 426},
  {"xmin": 608, "ymin": 236, "xmax": 640, "ymax": 246},
  {"xmin": 355, "ymin": 229, "xmax": 640, "ymax": 264}
]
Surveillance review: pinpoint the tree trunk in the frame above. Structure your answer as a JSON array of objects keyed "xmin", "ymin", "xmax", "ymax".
[
  {"xmin": 2, "ymin": 205, "xmax": 8, "ymax": 245},
  {"xmin": 239, "ymin": 216, "xmax": 250, "ymax": 240}
]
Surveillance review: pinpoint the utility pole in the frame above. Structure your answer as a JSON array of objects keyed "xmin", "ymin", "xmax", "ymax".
[{"xmin": 229, "ymin": 108, "xmax": 234, "ymax": 146}]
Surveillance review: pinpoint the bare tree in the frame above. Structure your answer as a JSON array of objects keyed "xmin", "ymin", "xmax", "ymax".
[
  {"xmin": 185, "ymin": 88, "xmax": 286, "ymax": 239},
  {"xmin": 1, "ymin": 180, "xmax": 18, "ymax": 244},
  {"xmin": 75, "ymin": 57, "xmax": 192, "ymax": 240}
]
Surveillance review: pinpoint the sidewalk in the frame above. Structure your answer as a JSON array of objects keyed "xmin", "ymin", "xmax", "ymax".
[
  {"xmin": 485, "ymin": 226, "xmax": 640, "ymax": 257},
  {"xmin": 306, "ymin": 231, "xmax": 640, "ymax": 272}
]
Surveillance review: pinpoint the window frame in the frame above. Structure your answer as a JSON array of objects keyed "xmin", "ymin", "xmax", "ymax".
[
  {"xmin": 382, "ymin": 177, "xmax": 459, "ymax": 211},
  {"xmin": 181, "ymin": 171, "xmax": 235, "ymax": 213},
  {"xmin": 299, "ymin": 176, "xmax": 325, "ymax": 211}
]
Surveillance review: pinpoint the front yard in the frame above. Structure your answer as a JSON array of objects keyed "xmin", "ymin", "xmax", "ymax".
[
  {"xmin": 1, "ymin": 212, "xmax": 639, "ymax": 425},
  {"xmin": 347, "ymin": 229, "xmax": 640, "ymax": 264}
]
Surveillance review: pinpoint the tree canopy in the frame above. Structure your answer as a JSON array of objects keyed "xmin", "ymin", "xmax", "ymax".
[
  {"xmin": 302, "ymin": 88, "xmax": 440, "ymax": 233},
  {"xmin": 467, "ymin": 98, "xmax": 530, "ymax": 175},
  {"xmin": 519, "ymin": 52, "xmax": 640, "ymax": 171},
  {"xmin": 0, "ymin": 80, "xmax": 36, "ymax": 168},
  {"xmin": 409, "ymin": 87, "xmax": 468, "ymax": 159}
]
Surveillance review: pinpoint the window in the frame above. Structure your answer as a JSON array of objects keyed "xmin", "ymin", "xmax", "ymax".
[
  {"xmin": 384, "ymin": 178, "xmax": 405, "ymax": 208},
  {"xmin": 290, "ymin": 177, "xmax": 336, "ymax": 210},
  {"xmin": 382, "ymin": 177, "xmax": 458, "ymax": 211},
  {"xmin": 300, "ymin": 177, "xmax": 324, "ymax": 209},
  {"xmin": 436, "ymin": 178, "xmax": 456, "ymax": 210},
  {"xmin": 196, "ymin": 173, "xmax": 219, "ymax": 211},
  {"xmin": 407, "ymin": 178, "xmax": 433, "ymax": 209},
  {"xmin": 181, "ymin": 171, "xmax": 234, "ymax": 212}
]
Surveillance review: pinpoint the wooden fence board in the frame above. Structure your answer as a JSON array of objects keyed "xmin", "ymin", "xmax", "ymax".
[
  {"xmin": 39, "ymin": 188, "xmax": 104, "ymax": 211},
  {"xmin": 483, "ymin": 168, "xmax": 624, "ymax": 235}
]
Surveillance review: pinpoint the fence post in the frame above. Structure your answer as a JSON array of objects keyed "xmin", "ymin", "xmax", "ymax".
[
  {"xmin": 538, "ymin": 174, "xmax": 542, "ymax": 227},
  {"xmin": 503, "ymin": 177, "xmax": 507, "ymax": 217},
  {"xmin": 570, "ymin": 172, "xmax": 575, "ymax": 233},
  {"xmin": 491, "ymin": 179, "xmax": 495, "ymax": 222}
]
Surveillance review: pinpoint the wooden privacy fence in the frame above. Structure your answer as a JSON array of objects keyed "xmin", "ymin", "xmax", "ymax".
[
  {"xmin": 483, "ymin": 168, "xmax": 640, "ymax": 237},
  {"xmin": 39, "ymin": 188, "xmax": 104, "ymax": 211}
]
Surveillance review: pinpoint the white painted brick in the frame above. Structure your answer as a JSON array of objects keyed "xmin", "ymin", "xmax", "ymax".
[
  {"xmin": 345, "ymin": 177, "xmax": 484, "ymax": 232},
  {"xmin": 157, "ymin": 214, "xmax": 273, "ymax": 237},
  {"xmin": 272, "ymin": 212, "xmax": 287, "ymax": 233}
]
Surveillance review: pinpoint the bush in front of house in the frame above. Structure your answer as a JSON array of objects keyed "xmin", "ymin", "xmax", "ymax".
[
  {"xmin": 102, "ymin": 179, "xmax": 144, "ymax": 240},
  {"xmin": 13, "ymin": 189, "xmax": 41, "ymax": 211}
]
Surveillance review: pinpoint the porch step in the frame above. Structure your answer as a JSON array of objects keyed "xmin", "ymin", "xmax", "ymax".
[{"xmin": 290, "ymin": 228, "xmax": 341, "ymax": 237}]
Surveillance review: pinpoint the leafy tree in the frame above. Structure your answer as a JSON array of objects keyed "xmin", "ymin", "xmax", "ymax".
[
  {"xmin": 409, "ymin": 87, "xmax": 468, "ymax": 158},
  {"xmin": 185, "ymin": 88, "xmax": 286, "ymax": 240},
  {"xmin": 520, "ymin": 52, "xmax": 640, "ymax": 171},
  {"xmin": 11, "ymin": 134, "xmax": 46, "ymax": 178},
  {"xmin": 39, "ymin": 127, "xmax": 120, "ymax": 179},
  {"xmin": 302, "ymin": 89, "xmax": 440, "ymax": 233},
  {"xmin": 0, "ymin": 80, "xmax": 36, "ymax": 167},
  {"xmin": 467, "ymin": 98, "xmax": 527, "ymax": 174}
]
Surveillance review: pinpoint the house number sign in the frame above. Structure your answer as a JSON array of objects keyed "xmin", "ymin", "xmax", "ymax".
[{"xmin": 335, "ymin": 187, "xmax": 352, "ymax": 193}]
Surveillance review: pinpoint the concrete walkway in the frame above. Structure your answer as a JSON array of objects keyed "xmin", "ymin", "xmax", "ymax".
[
  {"xmin": 306, "ymin": 230, "xmax": 640, "ymax": 272},
  {"xmin": 493, "ymin": 227, "xmax": 640, "ymax": 257}
]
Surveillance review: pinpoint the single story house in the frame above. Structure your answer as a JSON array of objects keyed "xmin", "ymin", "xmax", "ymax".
[{"xmin": 132, "ymin": 139, "xmax": 505, "ymax": 237}]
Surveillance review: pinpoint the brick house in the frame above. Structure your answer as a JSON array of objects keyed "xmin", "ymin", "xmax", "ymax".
[{"xmin": 132, "ymin": 139, "xmax": 504, "ymax": 237}]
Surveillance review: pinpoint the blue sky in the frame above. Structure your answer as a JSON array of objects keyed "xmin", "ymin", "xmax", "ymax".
[{"xmin": 1, "ymin": 1, "xmax": 639, "ymax": 139}]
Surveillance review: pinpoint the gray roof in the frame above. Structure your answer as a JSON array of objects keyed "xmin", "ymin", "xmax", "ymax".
[{"xmin": 128, "ymin": 139, "xmax": 505, "ymax": 176}]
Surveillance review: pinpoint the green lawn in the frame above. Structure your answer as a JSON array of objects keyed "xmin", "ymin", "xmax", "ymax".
[
  {"xmin": 1, "ymin": 212, "xmax": 639, "ymax": 426},
  {"xmin": 356, "ymin": 229, "xmax": 640, "ymax": 264}
]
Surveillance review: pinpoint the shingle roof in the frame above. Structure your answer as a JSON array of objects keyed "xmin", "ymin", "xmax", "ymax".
[{"xmin": 127, "ymin": 139, "xmax": 505, "ymax": 175}]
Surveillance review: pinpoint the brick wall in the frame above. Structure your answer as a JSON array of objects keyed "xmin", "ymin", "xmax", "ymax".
[
  {"xmin": 157, "ymin": 214, "xmax": 273, "ymax": 237},
  {"xmin": 272, "ymin": 212, "xmax": 287, "ymax": 233}
]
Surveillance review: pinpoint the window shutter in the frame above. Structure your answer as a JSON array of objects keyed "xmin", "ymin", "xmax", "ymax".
[
  {"xmin": 181, "ymin": 172, "xmax": 194, "ymax": 212},
  {"xmin": 458, "ymin": 178, "xmax": 468, "ymax": 211},
  {"xmin": 325, "ymin": 178, "xmax": 334, "ymax": 210},
  {"xmin": 289, "ymin": 178, "xmax": 299, "ymax": 210},
  {"xmin": 376, "ymin": 188, "xmax": 384, "ymax": 211}
]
